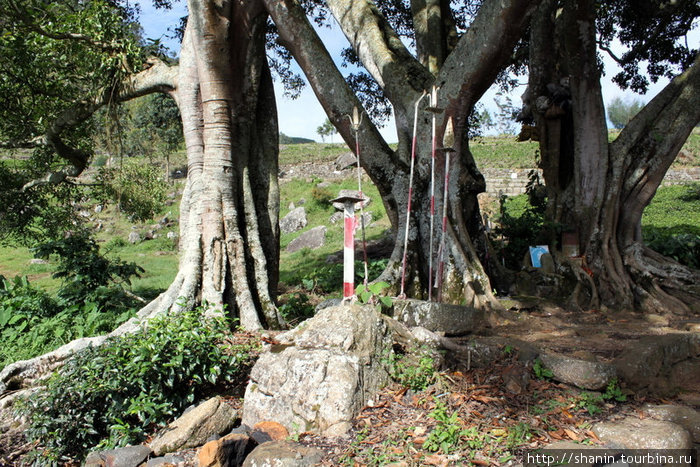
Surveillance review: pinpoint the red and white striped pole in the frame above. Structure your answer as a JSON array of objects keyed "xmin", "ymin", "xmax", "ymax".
[
  {"xmin": 331, "ymin": 193, "xmax": 365, "ymax": 300},
  {"xmin": 399, "ymin": 90, "xmax": 427, "ymax": 298}
]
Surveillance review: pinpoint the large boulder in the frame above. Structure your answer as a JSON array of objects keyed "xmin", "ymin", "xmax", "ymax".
[
  {"xmin": 335, "ymin": 152, "xmax": 357, "ymax": 171},
  {"xmin": 242, "ymin": 304, "xmax": 392, "ymax": 437},
  {"xmin": 393, "ymin": 299, "xmax": 484, "ymax": 336},
  {"xmin": 149, "ymin": 396, "xmax": 238, "ymax": 456},
  {"xmin": 614, "ymin": 334, "xmax": 700, "ymax": 393},
  {"xmin": 286, "ymin": 226, "xmax": 326, "ymax": 253},
  {"xmin": 592, "ymin": 417, "xmax": 693, "ymax": 450},
  {"xmin": 84, "ymin": 445, "xmax": 152, "ymax": 467},
  {"xmin": 280, "ymin": 207, "xmax": 308, "ymax": 234},
  {"xmin": 643, "ymin": 404, "xmax": 700, "ymax": 443},
  {"xmin": 198, "ymin": 433, "xmax": 257, "ymax": 467},
  {"xmin": 539, "ymin": 352, "xmax": 616, "ymax": 390}
]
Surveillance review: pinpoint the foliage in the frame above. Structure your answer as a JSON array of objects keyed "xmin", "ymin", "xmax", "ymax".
[
  {"xmin": 0, "ymin": 296, "xmax": 133, "ymax": 371},
  {"xmin": 316, "ymin": 119, "xmax": 337, "ymax": 143},
  {"xmin": 388, "ymin": 345, "xmax": 439, "ymax": 391},
  {"xmin": 607, "ymin": 96, "xmax": 643, "ymax": 129},
  {"xmin": 642, "ymin": 183, "xmax": 700, "ymax": 268},
  {"xmin": 0, "ymin": 274, "xmax": 58, "ymax": 318},
  {"xmin": 279, "ymin": 133, "xmax": 315, "ymax": 144},
  {"xmin": 423, "ymin": 399, "xmax": 468, "ymax": 454},
  {"xmin": 355, "ymin": 281, "xmax": 392, "ymax": 308},
  {"xmin": 32, "ymin": 232, "xmax": 143, "ymax": 308},
  {"xmin": 95, "ymin": 159, "xmax": 168, "ymax": 221},
  {"xmin": 532, "ymin": 358, "xmax": 554, "ymax": 380},
  {"xmin": 493, "ymin": 172, "xmax": 556, "ymax": 270},
  {"xmin": 18, "ymin": 306, "xmax": 258, "ymax": 463},
  {"xmin": 278, "ymin": 292, "xmax": 314, "ymax": 326}
]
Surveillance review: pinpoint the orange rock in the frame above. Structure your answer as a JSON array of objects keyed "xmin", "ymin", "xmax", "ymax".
[
  {"xmin": 198, "ymin": 433, "xmax": 255, "ymax": 467},
  {"xmin": 252, "ymin": 421, "xmax": 289, "ymax": 441}
]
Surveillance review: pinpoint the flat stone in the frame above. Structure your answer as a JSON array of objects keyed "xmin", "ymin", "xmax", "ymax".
[
  {"xmin": 286, "ymin": 226, "xmax": 326, "ymax": 253},
  {"xmin": 332, "ymin": 189, "xmax": 370, "ymax": 211},
  {"xmin": 643, "ymin": 404, "xmax": 700, "ymax": 443},
  {"xmin": 539, "ymin": 352, "xmax": 616, "ymax": 390},
  {"xmin": 592, "ymin": 417, "xmax": 693, "ymax": 450},
  {"xmin": 242, "ymin": 441, "xmax": 324, "ymax": 467},
  {"xmin": 149, "ymin": 396, "xmax": 238, "ymax": 456},
  {"xmin": 84, "ymin": 445, "xmax": 152, "ymax": 467},
  {"xmin": 198, "ymin": 433, "xmax": 256, "ymax": 467},
  {"xmin": 335, "ymin": 152, "xmax": 357, "ymax": 171},
  {"xmin": 280, "ymin": 207, "xmax": 308, "ymax": 234},
  {"xmin": 145, "ymin": 454, "xmax": 186, "ymax": 467},
  {"xmin": 393, "ymin": 299, "xmax": 484, "ymax": 336}
]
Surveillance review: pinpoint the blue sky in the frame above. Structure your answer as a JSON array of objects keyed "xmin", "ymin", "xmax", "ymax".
[{"xmin": 138, "ymin": 2, "xmax": 698, "ymax": 143}]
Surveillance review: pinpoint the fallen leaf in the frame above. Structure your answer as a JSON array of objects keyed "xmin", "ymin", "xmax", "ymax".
[
  {"xmin": 564, "ymin": 428, "xmax": 579, "ymax": 441},
  {"xmin": 491, "ymin": 428, "xmax": 507, "ymax": 437},
  {"xmin": 424, "ymin": 454, "xmax": 448, "ymax": 466}
]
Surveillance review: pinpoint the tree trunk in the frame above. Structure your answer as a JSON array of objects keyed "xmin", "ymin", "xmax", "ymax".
[
  {"xmin": 138, "ymin": 0, "xmax": 283, "ymax": 330},
  {"xmin": 525, "ymin": 0, "xmax": 700, "ymax": 314}
]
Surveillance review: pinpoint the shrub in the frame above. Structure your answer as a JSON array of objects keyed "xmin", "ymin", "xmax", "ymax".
[
  {"xmin": 18, "ymin": 306, "xmax": 258, "ymax": 463},
  {"xmin": 0, "ymin": 275, "xmax": 58, "ymax": 318},
  {"xmin": 32, "ymin": 233, "xmax": 143, "ymax": 308},
  {"xmin": 95, "ymin": 160, "xmax": 168, "ymax": 221},
  {"xmin": 278, "ymin": 292, "xmax": 315, "ymax": 325}
]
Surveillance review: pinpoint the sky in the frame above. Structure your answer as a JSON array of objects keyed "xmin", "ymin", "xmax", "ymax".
[{"xmin": 137, "ymin": 2, "xmax": 698, "ymax": 143}]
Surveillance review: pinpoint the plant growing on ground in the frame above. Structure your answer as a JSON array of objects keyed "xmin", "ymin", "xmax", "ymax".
[
  {"xmin": 603, "ymin": 378, "xmax": 626, "ymax": 402},
  {"xmin": 423, "ymin": 399, "xmax": 468, "ymax": 454},
  {"xmin": 278, "ymin": 292, "xmax": 314, "ymax": 325},
  {"xmin": 388, "ymin": 345, "xmax": 440, "ymax": 391},
  {"xmin": 18, "ymin": 305, "xmax": 258, "ymax": 463},
  {"xmin": 532, "ymin": 358, "xmax": 553, "ymax": 380},
  {"xmin": 355, "ymin": 281, "xmax": 392, "ymax": 308}
]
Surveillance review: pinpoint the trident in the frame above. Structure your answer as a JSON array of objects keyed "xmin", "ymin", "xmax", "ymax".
[
  {"xmin": 345, "ymin": 107, "xmax": 370, "ymax": 287},
  {"xmin": 425, "ymin": 85, "xmax": 443, "ymax": 301},
  {"xmin": 436, "ymin": 117, "xmax": 456, "ymax": 301},
  {"xmin": 399, "ymin": 90, "xmax": 428, "ymax": 298}
]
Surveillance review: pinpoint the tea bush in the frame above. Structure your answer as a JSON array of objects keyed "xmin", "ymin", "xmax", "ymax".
[{"xmin": 18, "ymin": 306, "xmax": 258, "ymax": 463}]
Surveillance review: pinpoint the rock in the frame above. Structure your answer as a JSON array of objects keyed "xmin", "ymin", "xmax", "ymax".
[
  {"xmin": 329, "ymin": 211, "xmax": 343, "ymax": 224},
  {"xmin": 160, "ymin": 215, "xmax": 170, "ymax": 225},
  {"xmin": 393, "ymin": 299, "xmax": 484, "ymax": 336},
  {"xmin": 286, "ymin": 226, "xmax": 326, "ymax": 253},
  {"xmin": 316, "ymin": 181, "xmax": 331, "ymax": 188},
  {"xmin": 539, "ymin": 253, "xmax": 555, "ymax": 274},
  {"xmin": 592, "ymin": 417, "xmax": 693, "ymax": 449},
  {"xmin": 252, "ymin": 421, "xmax": 289, "ymax": 441},
  {"xmin": 288, "ymin": 202, "xmax": 296, "ymax": 210},
  {"xmin": 28, "ymin": 258, "xmax": 49, "ymax": 265},
  {"xmin": 84, "ymin": 445, "xmax": 152, "ymax": 467},
  {"xmin": 145, "ymin": 454, "xmax": 186, "ymax": 467},
  {"xmin": 95, "ymin": 204, "xmax": 104, "ymax": 213},
  {"xmin": 644, "ymin": 404, "xmax": 700, "ymax": 442},
  {"xmin": 242, "ymin": 441, "xmax": 324, "ymax": 467},
  {"xmin": 614, "ymin": 334, "xmax": 700, "ymax": 392},
  {"xmin": 670, "ymin": 357, "xmax": 700, "ymax": 394},
  {"xmin": 315, "ymin": 298, "xmax": 342, "ymax": 313},
  {"xmin": 166, "ymin": 231, "xmax": 178, "ymax": 239},
  {"xmin": 149, "ymin": 396, "xmax": 238, "ymax": 456},
  {"xmin": 198, "ymin": 433, "xmax": 256, "ymax": 467},
  {"xmin": 332, "ymin": 189, "xmax": 370, "ymax": 210},
  {"xmin": 128, "ymin": 231, "xmax": 141, "ymax": 244},
  {"xmin": 335, "ymin": 152, "xmax": 357, "ymax": 171},
  {"xmin": 242, "ymin": 304, "xmax": 392, "ymax": 437},
  {"xmin": 539, "ymin": 352, "xmax": 616, "ymax": 390},
  {"xmin": 280, "ymin": 207, "xmax": 308, "ymax": 234}
]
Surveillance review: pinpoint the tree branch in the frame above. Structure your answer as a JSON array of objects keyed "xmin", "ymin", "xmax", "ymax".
[
  {"xmin": 325, "ymin": 0, "xmax": 433, "ymax": 111},
  {"xmin": 437, "ymin": 0, "xmax": 540, "ymax": 116},
  {"xmin": 263, "ymin": 0, "xmax": 395, "ymax": 168},
  {"xmin": 13, "ymin": 59, "xmax": 179, "ymax": 190}
]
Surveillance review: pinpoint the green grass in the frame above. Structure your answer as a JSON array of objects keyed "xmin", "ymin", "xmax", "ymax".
[
  {"xmin": 279, "ymin": 143, "xmax": 349, "ymax": 165},
  {"xmin": 642, "ymin": 183, "xmax": 700, "ymax": 236}
]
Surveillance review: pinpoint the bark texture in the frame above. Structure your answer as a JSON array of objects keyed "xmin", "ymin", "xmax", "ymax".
[
  {"xmin": 524, "ymin": 0, "xmax": 700, "ymax": 314},
  {"xmin": 266, "ymin": 0, "xmax": 541, "ymax": 306}
]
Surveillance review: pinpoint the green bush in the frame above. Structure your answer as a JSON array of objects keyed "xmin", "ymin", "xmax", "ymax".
[
  {"xmin": 18, "ymin": 306, "xmax": 258, "ymax": 463},
  {"xmin": 0, "ymin": 300, "xmax": 133, "ymax": 370},
  {"xmin": 0, "ymin": 275, "xmax": 58, "ymax": 318},
  {"xmin": 33, "ymin": 233, "xmax": 143, "ymax": 308},
  {"xmin": 388, "ymin": 345, "xmax": 439, "ymax": 391},
  {"xmin": 278, "ymin": 292, "xmax": 315, "ymax": 326},
  {"xmin": 95, "ymin": 160, "xmax": 168, "ymax": 222}
]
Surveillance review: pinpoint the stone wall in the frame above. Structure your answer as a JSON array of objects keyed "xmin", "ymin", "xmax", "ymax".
[{"xmin": 482, "ymin": 167, "xmax": 700, "ymax": 198}]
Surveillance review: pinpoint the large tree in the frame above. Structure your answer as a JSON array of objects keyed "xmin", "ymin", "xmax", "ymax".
[
  {"xmin": 0, "ymin": 0, "xmax": 285, "ymax": 391},
  {"xmin": 265, "ymin": 0, "xmax": 541, "ymax": 307},
  {"xmin": 523, "ymin": 0, "xmax": 700, "ymax": 313}
]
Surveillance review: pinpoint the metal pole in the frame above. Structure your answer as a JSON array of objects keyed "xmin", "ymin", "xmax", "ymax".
[{"xmin": 399, "ymin": 90, "xmax": 427, "ymax": 298}]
